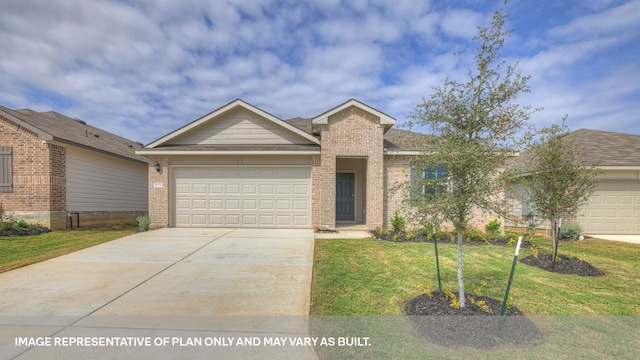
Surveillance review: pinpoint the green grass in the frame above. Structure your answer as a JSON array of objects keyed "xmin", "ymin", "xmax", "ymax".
[
  {"xmin": 311, "ymin": 237, "xmax": 640, "ymax": 359},
  {"xmin": 0, "ymin": 224, "xmax": 139, "ymax": 273},
  {"xmin": 312, "ymin": 236, "xmax": 640, "ymax": 316}
]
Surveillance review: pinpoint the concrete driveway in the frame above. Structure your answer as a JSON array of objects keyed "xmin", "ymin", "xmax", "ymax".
[{"xmin": 0, "ymin": 228, "xmax": 316, "ymax": 359}]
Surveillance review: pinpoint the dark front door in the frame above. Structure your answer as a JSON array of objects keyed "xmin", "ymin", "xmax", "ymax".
[{"xmin": 336, "ymin": 173, "xmax": 355, "ymax": 221}]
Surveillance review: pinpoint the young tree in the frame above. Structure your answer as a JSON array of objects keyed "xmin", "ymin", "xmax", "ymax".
[
  {"xmin": 511, "ymin": 121, "xmax": 599, "ymax": 258},
  {"xmin": 405, "ymin": 7, "xmax": 535, "ymax": 307}
]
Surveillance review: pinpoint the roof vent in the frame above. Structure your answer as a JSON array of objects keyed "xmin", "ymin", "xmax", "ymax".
[{"xmin": 74, "ymin": 118, "xmax": 87, "ymax": 125}]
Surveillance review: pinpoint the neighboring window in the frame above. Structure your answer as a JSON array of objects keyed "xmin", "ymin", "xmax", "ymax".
[
  {"xmin": 0, "ymin": 146, "xmax": 12, "ymax": 193},
  {"xmin": 410, "ymin": 163, "xmax": 448, "ymax": 205}
]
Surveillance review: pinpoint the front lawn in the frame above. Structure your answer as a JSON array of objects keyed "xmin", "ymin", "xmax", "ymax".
[
  {"xmin": 0, "ymin": 224, "xmax": 139, "ymax": 273},
  {"xmin": 311, "ymin": 236, "xmax": 640, "ymax": 316},
  {"xmin": 310, "ymin": 236, "xmax": 640, "ymax": 359}
]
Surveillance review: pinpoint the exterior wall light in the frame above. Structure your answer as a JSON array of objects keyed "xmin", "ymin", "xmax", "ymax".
[{"xmin": 154, "ymin": 161, "xmax": 161, "ymax": 173}]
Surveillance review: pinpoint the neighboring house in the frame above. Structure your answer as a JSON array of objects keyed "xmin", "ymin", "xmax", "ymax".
[
  {"xmin": 0, "ymin": 105, "xmax": 148, "ymax": 229},
  {"xmin": 507, "ymin": 129, "xmax": 640, "ymax": 235},
  {"xmin": 137, "ymin": 99, "xmax": 421, "ymax": 229}
]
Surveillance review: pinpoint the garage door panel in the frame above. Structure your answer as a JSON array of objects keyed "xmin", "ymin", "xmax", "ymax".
[
  {"xmin": 209, "ymin": 199, "xmax": 224, "ymax": 210},
  {"xmin": 619, "ymin": 209, "xmax": 633, "ymax": 218},
  {"xmin": 243, "ymin": 184, "xmax": 258, "ymax": 195},
  {"xmin": 243, "ymin": 215, "xmax": 258, "ymax": 226},
  {"xmin": 243, "ymin": 199, "xmax": 258, "ymax": 210},
  {"xmin": 259, "ymin": 199, "xmax": 274, "ymax": 210},
  {"xmin": 176, "ymin": 183, "xmax": 190, "ymax": 194},
  {"xmin": 209, "ymin": 184, "xmax": 224, "ymax": 194},
  {"xmin": 192, "ymin": 199, "xmax": 207, "ymax": 209},
  {"xmin": 276, "ymin": 200, "xmax": 291, "ymax": 210},
  {"xmin": 226, "ymin": 199, "xmax": 241, "ymax": 210},
  {"xmin": 260, "ymin": 184, "xmax": 275, "ymax": 195},
  {"xmin": 174, "ymin": 167, "xmax": 310, "ymax": 228},
  {"xmin": 192, "ymin": 214, "xmax": 207, "ymax": 225},
  {"xmin": 209, "ymin": 214, "xmax": 224, "ymax": 226},
  {"xmin": 293, "ymin": 200, "xmax": 309, "ymax": 210},
  {"xmin": 277, "ymin": 184, "xmax": 292, "ymax": 195},
  {"xmin": 293, "ymin": 184, "xmax": 309, "ymax": 195}
]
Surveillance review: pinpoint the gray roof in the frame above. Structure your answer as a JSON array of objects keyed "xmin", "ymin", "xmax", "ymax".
[
  {"xmin": 0, "ymin": 105, "xmax": 147, "ymax": 164},
  {"xmin": 511, "ymin": 128, "xmax": 640, "ymax": 168},
  {"xmin": 284, "ymin": 118, "xmax": 429, "ymax": 152}
]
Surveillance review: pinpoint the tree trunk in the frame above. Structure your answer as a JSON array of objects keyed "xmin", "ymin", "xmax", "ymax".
[{"xmin": 457, "ymin": 229, "xmax": 466, "ymax": 307}]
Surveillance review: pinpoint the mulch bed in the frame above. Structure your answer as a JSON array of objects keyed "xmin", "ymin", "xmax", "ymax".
[
  {"xmin": 405, "ymin": 291, "xmax": 543, "ymax": 348},
  {"xmin": 0, "ymin": 223, "xmax": 51, "ymax": 237},
  {"xmin": 371, "ymin": 230, "xmax": 532, "ymax": 248},
  {"xmin": 520, "ymin": 254, "xmax": 605, "ymax": 276}
]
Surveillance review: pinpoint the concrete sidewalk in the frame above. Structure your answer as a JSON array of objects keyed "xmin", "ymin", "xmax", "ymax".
[
  {"xmin": 587, "ymin": 234, "xmax": 640, "ymax": 245},
  {"xmin": 0, "ymin": 228, "xmax": 317, "ymax": 359}
]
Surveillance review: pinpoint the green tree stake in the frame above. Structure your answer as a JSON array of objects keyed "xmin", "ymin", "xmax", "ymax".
[
  {"xmin": 497, "ymin": 236, "xmax": 523, "ymax": 334},
  {"xmin": 552, "ymin": 219, "xmax": 562, "ymax": 272},
  {"xmin": 433, "ymin": 223, "xmax": 442, "ymax": 291}
]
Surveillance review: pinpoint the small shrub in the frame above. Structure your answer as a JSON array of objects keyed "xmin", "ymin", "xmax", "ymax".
[
  {"xmin": 506, "ymin": 295, "xmax": 514, "ymax": 310},
  {"xmin": 390, "ymin": 212, "xmax": 406, "ymax": 233},
  {"xmin": 579, "ymin": 252, "xmax": 588, "ymax": 262},
  {"xmin": 530, "ymin": 244, "xmax": 539, "ymax": 259},
  {"xmin": 485, "ymin": 219, "xmax": 502, "ymax": 236},
  {"xmin": 378, "ymin": 227, "xmax": 389, "ymax": 236},
  {"xmin": 13, "ymin": 219, "xmax": 28, "ymax": 229},
  {"xmin": 444, "ymin": 289, "xmax": 460, "ymax": 310},
  {"xmin": 472, "ymin": 280, "xmax": 487, "ymax": 297},
  {"xmin": 0, "ymin": 203, "xmax": 4, "ymax": 221},
  {"xmin": 504, "ymin": 230, "xmax": 522, "ymax": 239},
  {"xmin": 465, "ymin": 229, "xmax": 488, "ymax": 243},
  {"xmin": 136, "ymin": 215, "xmax": 150, "ymax": 232},
  {"xmin": 413, "ymin": 226, "xmax": 431, "ymax": 238},
  {"xmin": 436, "ymin": 230, "xmax": 454, "ymax": 243},
  {"xmin": 0, "ymin": 222, "xmax": 11, "ymax": 231},
  {"xmin": 559, "ymin": 223, "xmax": 583, "ymax": 240},
  {"xmin": 418, "ymin": 283, "xmax": 433, "ymax": 298}
]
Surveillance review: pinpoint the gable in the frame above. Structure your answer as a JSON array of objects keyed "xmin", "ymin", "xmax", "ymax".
[{"xmin": 169, "ymin": 107, "xmax": 316, "ymax": 146}]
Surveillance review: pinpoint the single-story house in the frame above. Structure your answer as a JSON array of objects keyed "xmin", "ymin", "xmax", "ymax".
[
  {"xmin": 137, "ymin": 99, "xmax": 421, "ymax": 229},
  {"xmin": 0, "ymin": 105, "xmax": 148, "ymax": 229},
  {"xmin": 507, "ymin": 129, "xmax": 640, "ymax": 235}
]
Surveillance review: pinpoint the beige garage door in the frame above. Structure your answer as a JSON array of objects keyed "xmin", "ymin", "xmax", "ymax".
[
  {"xmin": 174, "ymin": 167, "xmax": 311, "ymax": 228},
  {"xmin": 579, "ymin": 181, "xmax": 640, "ymax": 234}
]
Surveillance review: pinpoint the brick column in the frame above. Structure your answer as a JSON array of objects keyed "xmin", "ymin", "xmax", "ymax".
[{"xmin": 148, "ymin": 156, "xmax": 170, "ymax": 228}]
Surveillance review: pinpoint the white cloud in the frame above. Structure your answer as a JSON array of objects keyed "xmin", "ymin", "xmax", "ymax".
[
  {"xmin": 439, "ymin": 9, "xmax": 485, "ymax": 39},
  {"xmin": 0, "ymin": 0, "xmax": 638, "ymax": 143}
]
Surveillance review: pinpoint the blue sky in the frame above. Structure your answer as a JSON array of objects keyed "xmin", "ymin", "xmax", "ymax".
[{"xmin": 1, "ymin": 0, "xmax": 638, "ymax": 144}]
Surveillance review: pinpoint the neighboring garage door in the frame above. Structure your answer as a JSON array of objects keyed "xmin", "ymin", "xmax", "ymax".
[
  {"xmin": 174, "ymin": 167, "xmax": 311, "ymax": 228},
  {"xmin": 579, "ymin": 181, "xmax": 640, "ymax": 234}
]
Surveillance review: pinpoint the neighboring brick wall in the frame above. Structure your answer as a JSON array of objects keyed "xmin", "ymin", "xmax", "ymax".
[
  {"xmin": 0, "ymin": 117, "xmax": 67, "ymax": 228},
  {"xmin": 317, "ymin": 107, "xmax": 384, "ymax": 229},
  {"xmin": 148, "ymin": 156, "xmax": 170, "ymax": 228}
]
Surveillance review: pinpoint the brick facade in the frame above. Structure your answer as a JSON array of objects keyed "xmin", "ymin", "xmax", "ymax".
[
  {"xmin": 0, "ymin": 117, "xmax": 67, "ymax": 228},
  {"xmin": 315, "ymin": 107, "xmax": 385, "ymax": 229},
  {"xmin": 383, "ymin": 155, "xmax": 413, "ymax": 228},
  {"xmin": 148, "ymin": 156, "xmax": 170, "ymax": 229}
]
